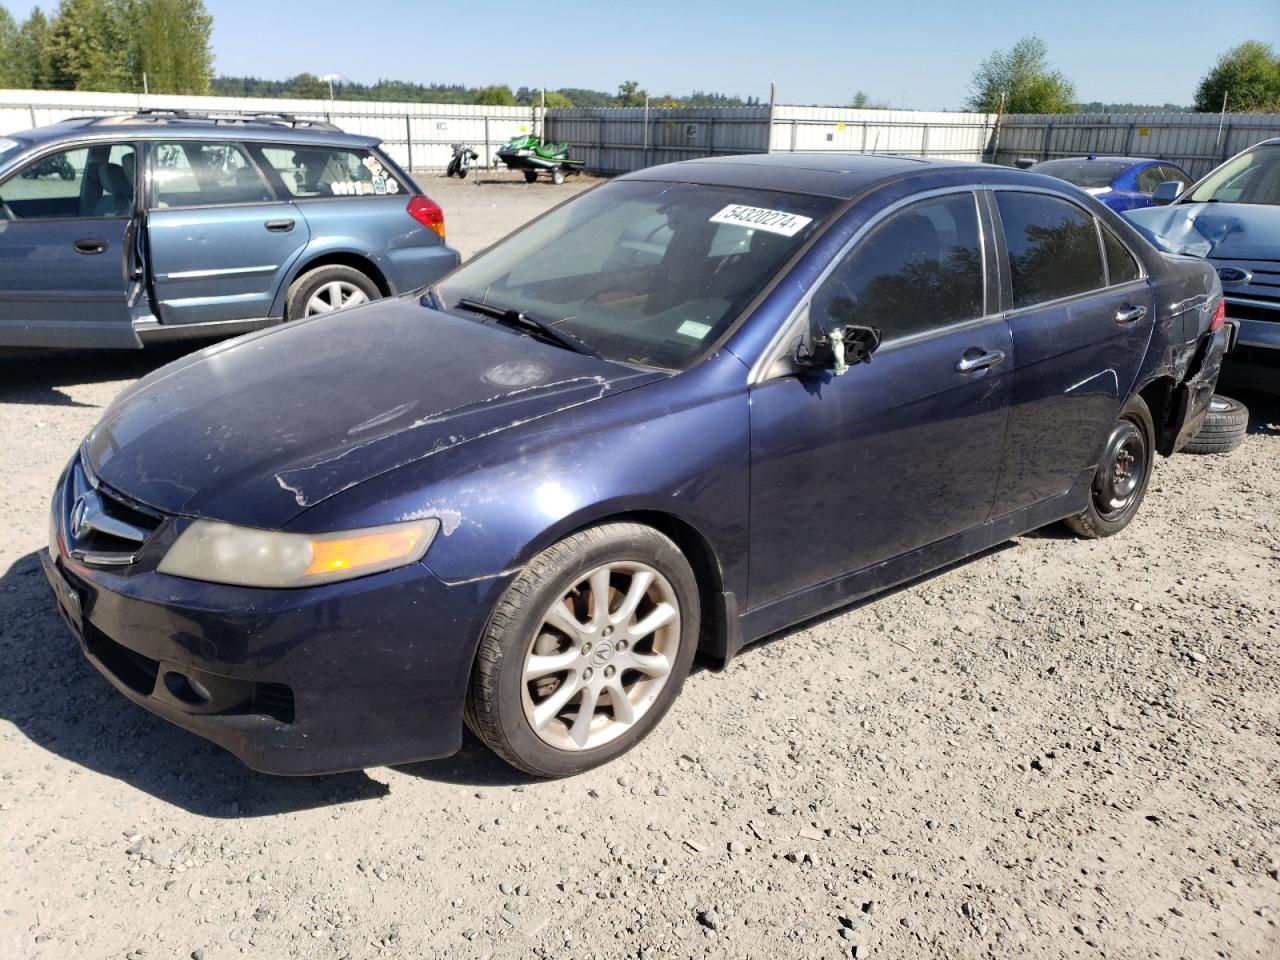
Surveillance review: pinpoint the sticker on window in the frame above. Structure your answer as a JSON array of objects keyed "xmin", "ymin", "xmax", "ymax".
[
  {"xmin": 676, "ymin": 320, "xmax": 712, "ymax": 339},
  {"xmin": 709, "ymin": 204, "xmax": 813, "ymax": 237}
]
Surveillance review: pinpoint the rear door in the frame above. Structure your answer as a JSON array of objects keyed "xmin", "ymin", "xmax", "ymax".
[
  {"xmin": 145, "ymin": 140, "xmax": 309, "ymax": 325},
  {"xmin": 0, "ymin": 141, "xmax": 142, "ymax": 347},
  {"xmin": 989, "ymin": 189, "xmax": 1155, "ymax": 516}
]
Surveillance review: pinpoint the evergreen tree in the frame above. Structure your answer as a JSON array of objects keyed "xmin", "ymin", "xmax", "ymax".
[{"xmin": 136, "ymin": 0, "xmax": 212, "ymax": 94}]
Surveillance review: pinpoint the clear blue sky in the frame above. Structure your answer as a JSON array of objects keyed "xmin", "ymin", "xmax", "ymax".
[{"xmin": 5, "ymin": 0, "xmax": 1278, "ymax": 107}]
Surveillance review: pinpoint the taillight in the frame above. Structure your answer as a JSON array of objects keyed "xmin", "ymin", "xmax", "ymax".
[
  {"xmin": 407, "ymin": 196, "xmax": 445, "ymax": 239},
  {"xmin": 1210, "ymin": 299, "xmax": 1226, "ymax": 333}
]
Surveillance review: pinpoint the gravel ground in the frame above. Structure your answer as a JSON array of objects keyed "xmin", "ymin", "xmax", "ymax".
[{"xmin": 1, "ymin": 175, "xmax": 1277, "ymax": 960}]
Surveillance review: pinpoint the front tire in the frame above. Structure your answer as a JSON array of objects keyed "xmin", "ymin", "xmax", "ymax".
[
  {"xmin": 284, "ymin": 265, "xmax": 381, "ymax": 321},
  {"xmin": 1063, "ymin": 395, "xmax": 1154, "ymax": 539},
  {"xmin": 523, "ymin": 169, "xmax": 539, "ymax": 183},
  {"xmin": 465, "ymin": 523, "xmax": 700, "ymax": 777}
]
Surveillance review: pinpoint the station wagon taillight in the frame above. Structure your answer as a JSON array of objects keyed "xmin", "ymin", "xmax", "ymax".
[
  {"xmin": 407, "ymin": 196, "xmax": 446, "ymax": 240},
  {"xmin": 1210, "ymin": 299, "xmax": 1226, "ymax": 333}
]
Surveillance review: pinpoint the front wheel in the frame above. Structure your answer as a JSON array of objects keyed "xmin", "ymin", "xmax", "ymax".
[
  {"xmin": 551, "ymin": 167, "xmax": 566, "ymax": 185},
  {"xmin": 465, "ymin": 523, "xmax": 700, "ymax": 777},
  {"xmin": 523, "ymin": 169, "xmax": 538, "ymax": 183},
  {"xmin": 1062, "ymin": 395, "xmax": 1154, "ymax": 539}
]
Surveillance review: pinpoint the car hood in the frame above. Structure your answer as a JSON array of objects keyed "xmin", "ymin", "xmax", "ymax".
[
  {"xmin": 1124, "ymin": 202, "xmax": 1280, "ymax": 261},
  {"xmin": 85, "ymin": 298, "xmax": 664, "ymax": 529}
]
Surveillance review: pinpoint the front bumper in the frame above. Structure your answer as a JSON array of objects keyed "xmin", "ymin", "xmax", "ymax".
[{"xmin": 42, "ymin": 466, "xmax": 502, "ymax": 775}]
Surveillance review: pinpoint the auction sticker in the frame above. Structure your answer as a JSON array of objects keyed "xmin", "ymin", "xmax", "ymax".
[{"xmin": 709, "ymin": 204, "xmax": 812, "ymax": 237}]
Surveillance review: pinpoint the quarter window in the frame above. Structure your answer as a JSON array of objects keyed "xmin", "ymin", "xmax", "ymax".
[
  {"xmin": 0, "ymin": 143, "xmax": 137, "ymax": 219},
  {"xmin": 150, "ymin": 142, "xmax": 273, "ymax": 208},
  {"xmin": 253, "ymin": 145, "xmax": 403, "ymax": 198},
  {"xmin": 995, "ymin": 192, "xmax": 1105, "ymax": 309},
  {"xmin": 810, "ymin": 192, "xmax": 984, "ymax": 342},
  {"xmin": 1135, "ymin": 165, "xmax": 1167, "ymax": 194},
  {"xmin": 1100, "ymin": 225, "xmax": 1140, "ymax": 284}
]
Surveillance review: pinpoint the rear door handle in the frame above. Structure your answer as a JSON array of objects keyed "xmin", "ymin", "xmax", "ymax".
[
  {"xmin": 1115, "ymin": 304, "xmax": 1147, "ymax": 325},
  {"xmin": 73, "ymin": 238, "xmax": 108, "ymax": 254},
  {"xmin": 264, "ymin": 219, "xmax": 295, "ymax": 233},
  {"xmin": 955, "ymin": 349, "xmax": 1006, "ymax": 373}
]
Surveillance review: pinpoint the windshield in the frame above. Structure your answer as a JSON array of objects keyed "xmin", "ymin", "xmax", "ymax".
[
  {"xmin": 0, "ymin": 138, "xmax": 28, "ymax": 168},
  {"xmin": 1188, "ymin": 144, "xmax": 1280, "ymax": 205},
  {"xmin": 1032, "ymin": 159, "xmax": 1128, "ymax": 189},
  {"xmin": 435, "ymin": 180, "xmax": 837, "ymax": 370}
]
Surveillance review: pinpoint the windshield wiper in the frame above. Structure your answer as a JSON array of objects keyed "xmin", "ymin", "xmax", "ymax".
[{"xmin": 456, "ymin": 298, "xmax": 600, "ymax": 358}]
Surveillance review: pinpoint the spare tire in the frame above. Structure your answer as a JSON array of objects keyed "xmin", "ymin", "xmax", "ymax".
[{"xmin": 1182, "ymin": 394, "xmax": 1248, "ymax": 454}]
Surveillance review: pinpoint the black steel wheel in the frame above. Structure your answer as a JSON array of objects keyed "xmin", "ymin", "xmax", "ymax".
[{"xmin": 1063, "ymin": 395, "xmax": 1155, "ymax": 539}]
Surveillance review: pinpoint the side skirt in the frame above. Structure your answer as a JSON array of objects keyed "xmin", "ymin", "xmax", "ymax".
[
  {"xmin": 134, "ymin": 315, "xmax": 281, "ymax": 344},
  {"xmin": 732, "ymin": 468, "xmax": 1095, "ymax": 658}
]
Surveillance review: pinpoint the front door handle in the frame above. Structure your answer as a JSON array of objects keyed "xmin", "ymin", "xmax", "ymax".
[
  {"xmin": 1115, "ymin": 304, "xmax": 1148, "ymax": 325},
  {"xmin": 956, "ymin": 349, "xmax": 1006, "ymax": 373},
  {"xmin": 264, "ymin": 219, "xmax": 295, "ymax": 233},
  {"xmin": 73, "ymin": 238, "xmax": 108, "ymax": 254}
]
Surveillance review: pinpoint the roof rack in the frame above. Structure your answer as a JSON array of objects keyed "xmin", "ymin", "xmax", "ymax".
[{"xmin": 90, "ymin": 109, "xmax": 344, "ymax": 133}]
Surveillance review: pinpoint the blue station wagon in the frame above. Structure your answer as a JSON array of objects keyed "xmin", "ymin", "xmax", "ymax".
[
  {"xmin": 0, "ymin": 110, "xmax": 459, "ymax": 349},
  {"xmin": 43, "ymin": 154, "xmax": 1226, "ymax": 778}
]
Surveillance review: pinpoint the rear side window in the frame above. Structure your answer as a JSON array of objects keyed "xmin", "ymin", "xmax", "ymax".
[
  {"xmin": 151, "ymin": 141, "xmax": 273, "ymax": 208},
  {"xmin": 996, "ymin": 192, "xmax": 1105, "ymax": 309},
  {"xmin": 1100, "ymin": 225, "xmax": 1140, "ymax": 284},
  {"xmin": 253, "ymin": 144, "xmax": 403, "ymax": 198},
  {"xmin": 0, "ymin": 143, "xmax": 137, "ymax": 219},
  {"xmin": 811, "ymin": 192, "xmax": 984, "ymax": 342}
]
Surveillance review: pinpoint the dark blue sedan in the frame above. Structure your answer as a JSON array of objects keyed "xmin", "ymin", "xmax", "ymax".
[
  {"xmin": 43, "ymin": 154, "xmax": 1226, "ymax": 777},
  {"xmin": 1031, "ymin": 156, "xmax": 1192, "ymax": 213}
]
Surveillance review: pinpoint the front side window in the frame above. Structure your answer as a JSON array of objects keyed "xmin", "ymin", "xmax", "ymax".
[
  {"xmin": 810, "ymin": 192, "xmax": 984, "ymax": 342},
  {"xmin": 1135, "ymin": 165, "xmax": 1167, "ymax": 195},
  {"xmin": 1187, "ymin": 144, "xmax": 1280, "ymax": 205},
  {"xmin": 253, "ymin": 144, "xmax": 403, "ymax": 198},
  {"xmin": 0, "ymin": 142, "xmax": 137, "ymax": 219},
  {"xmin": 150, "ymin": 141, "xmax": 273, "ymax": 208},
  {"xmin": 996, "ymin": 192, "xmax": 1105, "ymax": 309},
  {"xmin": 435, "ymin": 180, "xmax": 837, "ymax": 370}
]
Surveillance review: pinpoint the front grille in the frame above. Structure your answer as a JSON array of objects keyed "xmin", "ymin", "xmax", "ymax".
[
  {"xmin": 1215, "ymin": 258, "xmax": 1280, "ymax": 311},
  {"xmin": 83, "ymin": 622, "xmax": 160, "ymax": 696},
  {"xmin": 253, "ymin": 683, "xmax": 296, "ymax": 724},
  {"xmin": 1224, "ymin": 301, "xmax": 1280, "ymax": 324},
  {"xmin": 64, "ymin": 457, "xmax": 163, "ymax": 566}
]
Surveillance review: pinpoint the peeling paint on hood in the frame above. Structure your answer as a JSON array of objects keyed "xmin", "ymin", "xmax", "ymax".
[{"xmin": 85, "ymin": 298, "xmax": 664, "ymax": 529}]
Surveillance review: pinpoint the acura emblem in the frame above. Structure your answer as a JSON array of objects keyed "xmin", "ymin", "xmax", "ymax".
[
  {"xmin": 1217, "ymin": 266, "xmax": 1252, "ymax": 285},
  {"xmin": 70, "ymin": 494, "xmax": 90, "ymax": 540}
]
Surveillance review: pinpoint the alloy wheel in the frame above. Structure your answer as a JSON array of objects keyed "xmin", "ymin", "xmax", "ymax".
[{"xmin": 304, "ymin": 281, "xmax": 370, "ymax": 316}]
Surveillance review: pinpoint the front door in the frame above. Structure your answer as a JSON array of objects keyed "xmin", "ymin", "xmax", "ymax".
[
  {"xmin": 748, "ymin": 191, "xmax": 1012, "ymax": 610},
  {"xmin": 0, "ymin": 142, "xmax": 141, "ymax": 347},
  {"xmin": 989, "ymin": 190, "xmax": 1156, "ymax": 515},
  {"xmin": 146, "ymin": 140, "xmax": 309, "ymax": 325}
]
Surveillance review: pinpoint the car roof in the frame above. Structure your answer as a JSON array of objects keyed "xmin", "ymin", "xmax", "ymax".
[
  {"xmin": 619, "ymin": 152, "xmax": 1078, "ymax": 200},
  {"xmin": 6, "ymin": 112, "xmax": 379, "ymax": 150}
]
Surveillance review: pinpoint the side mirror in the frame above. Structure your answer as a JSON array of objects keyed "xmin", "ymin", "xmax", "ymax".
[
  {"xmin": 1151, "ymin": 181, "xmax": 1182, "ymax": 206},
  {"xmin": 796, "ymin": 324, "xmax": 882, "ymax": 376}
]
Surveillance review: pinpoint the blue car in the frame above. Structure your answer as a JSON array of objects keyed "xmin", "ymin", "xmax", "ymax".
[
  {"xmin": 1030, "ymin": 155, "xmax": 1192, "ymax": 213},
  {"xmin": 1126, "ymin": 138, "xmax": 1280, "ymax": 392},
  {"xmin": 0, "ymin": 110, "xmax": 459, "ymax": 349},
  {"xmin": 43, "ymin": 154, "xmax": 1225, "ymax": 777}
]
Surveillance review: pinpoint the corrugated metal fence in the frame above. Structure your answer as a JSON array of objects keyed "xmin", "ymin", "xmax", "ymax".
[{"xmin": 2, "ymin": 89, "xmax": 1278, "ymax": 179}]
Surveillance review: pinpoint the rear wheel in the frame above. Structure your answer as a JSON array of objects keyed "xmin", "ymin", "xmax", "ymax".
[
  {"xmin": 284, "ymin": 265, "xmax": 381, "ymax": 321},
  {"xmin": 1063, "ymin": 395, "xmax": 1154, "ymax": 539},
  {"xmin": 1181, "ymin": 394, "xmax": 1248, "ymax": 454},
  {"xmin": 465, "ymin": 523, "xmax": 700, "ymax": 777},
  {"xmin": 523, "ymin": 169, "xmax": 538, "ymax": 183}
]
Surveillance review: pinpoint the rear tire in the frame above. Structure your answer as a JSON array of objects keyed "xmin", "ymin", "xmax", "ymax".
[
  {"xmin": 1181, "ymin": 394, "xmax": 1248, "ymax": 454},
  {"xmin": 1063, "ymin": 395, "xmax": 1154, "ymax": 539},
  {"xmin": 523, "ymin": 169, "xmax": 538, "ymax": 183},
  {"xmin": 284, "ymin": 265, "xmax": 381, "ymax": 322},
  {"xmin": 465, "ymin": 523, "xmax": 700, "ymax": 778}
]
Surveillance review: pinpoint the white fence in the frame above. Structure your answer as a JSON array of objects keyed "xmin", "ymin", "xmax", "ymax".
[{"xmin": 3, "ymin": 89, "xmax": 1279, "ymax": 179}]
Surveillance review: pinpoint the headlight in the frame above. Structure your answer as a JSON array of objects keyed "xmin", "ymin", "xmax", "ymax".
[{"xmin": 158, "ymin": 518, "xmax": 439, "ymax": 588}]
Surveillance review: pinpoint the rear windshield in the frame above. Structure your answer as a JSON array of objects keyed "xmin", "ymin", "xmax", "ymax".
[
  {"xmin": 0, "ymin": 138, "xmax": 27, "ymax": 166},
  {"xmin": 1188, "ymin": 143, "xmax": 1280, "ymax": 205},
  {"xmin": 1032, "ymin": 159, "xmax": 1128, "ymax": 189},
  {"xmin": 435, "ymin": 179, "xmax": 838, "ymax": 370}
]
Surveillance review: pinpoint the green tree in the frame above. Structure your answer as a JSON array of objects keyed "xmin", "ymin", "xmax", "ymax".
[
  {"xmin": 284, "ymin": 72, "xmax": 329, "ymax": 99},
  {"xmin": 1193, "ymin": 41, "xmax": 1280, "ymax": 112},
  {"xmin": 50, "ymin": 0, "xmax": 135, "ymax": 91},
  {"xmin": 966, "ymin": 35, "xmax": 1076, "ymax": 114},
  {"xmin": 850, "ymin": 90, "xmax": 888, "ymax": 109},
  {"xmin": 135, "ymin": 0, "xmax": 211, "ymax": 94},
  {"xmin": 475, "ymin": 84, "xmax": 516, "ymax": 106},
  {"xmin": 0, "ymin": 5, "xmax": 28, "ymax": 87},
  {"xmin": 16, "ymin": 9, "xmax": 58, "ymax": 89},
  {"xmin": 542, "ymin": 90, "xmax": 573, "ymax": 108},
  {"xmin": 616, "ymin": 80, "xmax": 647, "ymax": 107}
]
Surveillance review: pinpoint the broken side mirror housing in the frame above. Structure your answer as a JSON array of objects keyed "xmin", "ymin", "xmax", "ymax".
[
  {"xmin": 1151, "ymin": 181, "xmax": 1182, "ymax": 206},
  {"xmin": 796, "ymin": 324, "xmax": 882, "ymax": 376}
]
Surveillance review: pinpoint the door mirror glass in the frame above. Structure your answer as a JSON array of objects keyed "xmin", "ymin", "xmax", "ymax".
[{"xmin": 1151, "ymin": 181, "xmax": 1181, "ymax": 206}]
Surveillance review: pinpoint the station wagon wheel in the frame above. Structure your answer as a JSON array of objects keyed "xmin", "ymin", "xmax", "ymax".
[
  {"xmin": 465, "ymin": 523, "xmax": 700, "ymax": 777},
  {"xmin": 284, "ymin": 264, "xmax": 382, "ymax": 322},
  {"xmin": 1063, "ymin": 395, "xmax": 1154, "ymax": 539}
]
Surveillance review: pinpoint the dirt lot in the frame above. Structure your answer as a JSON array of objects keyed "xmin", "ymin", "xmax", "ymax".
[{"xmin": 1, "ymin": 173, "xmax": 1277, "ymax": 960}]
